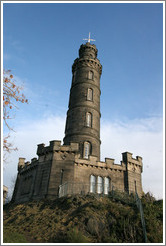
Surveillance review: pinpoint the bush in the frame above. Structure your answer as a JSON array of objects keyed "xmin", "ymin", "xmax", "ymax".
[
  {"xmin": 108, "ymin": 190, "xmax": 135, "ymax": 206},
  {"xmin": 66, "ymin": 227, "xmax": 90, "ymax": 243}
]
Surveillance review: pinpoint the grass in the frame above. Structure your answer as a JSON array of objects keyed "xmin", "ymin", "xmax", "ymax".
[
  {"xmin": 3, "ymin": 228, "xmax": 28, "ymax": 243},
  {"xmin": 3, "ymin": 193, "xmax": 163, "ymax": 243}
]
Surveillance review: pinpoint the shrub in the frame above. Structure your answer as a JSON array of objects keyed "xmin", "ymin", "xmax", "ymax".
[{"xmin": 66, "ymin": 227, "xmax": 90, "ymax": 243}]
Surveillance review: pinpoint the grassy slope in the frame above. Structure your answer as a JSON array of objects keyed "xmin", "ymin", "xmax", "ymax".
[{"xmin": 3, "ymin": 193, "xmax": 163, "ymax": 243}]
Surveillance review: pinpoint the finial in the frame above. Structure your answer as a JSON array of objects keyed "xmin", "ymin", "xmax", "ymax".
[{"xmin": 83, "ymin": 32, "xmax": 96, "ymax": 43}]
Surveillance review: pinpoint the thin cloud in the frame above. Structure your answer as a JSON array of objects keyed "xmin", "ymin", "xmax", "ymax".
[{"xmin": 101, "ymin": 117, "xmax": 163, "ymax": 199}]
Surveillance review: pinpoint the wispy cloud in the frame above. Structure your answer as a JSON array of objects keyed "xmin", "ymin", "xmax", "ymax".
[
  {"xmin": 101, "ymin": 116, "xmax": 163, "ymax": 199},
  {"xmin": 3, "ymin": 115, "xmax": 163, "ymax": 199}
]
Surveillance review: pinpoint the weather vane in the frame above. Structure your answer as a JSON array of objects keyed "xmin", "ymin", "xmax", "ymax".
[{"xmin": 83, "ymin": 32, "xmax": 96, "ymax": 43}]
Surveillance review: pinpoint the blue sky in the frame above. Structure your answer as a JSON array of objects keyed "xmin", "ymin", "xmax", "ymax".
[{"xmin": 3, "ymin": 2, "xmax": 164, "ymax": 199}]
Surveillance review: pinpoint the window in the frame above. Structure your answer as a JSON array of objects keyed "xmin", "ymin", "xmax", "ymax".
[
  {"xmin": 72, "ymin": 70, "xmax": 77, "ymax": 83},
  {"xmin": 87, "ymin": 88, "xmax": 93, "ymax": 101},
  {"xmin": 89, "ymin": 175, "xmax": 110, "ymax": 195},
  {"xmin": 88, "ymin": 70, "xmax": 94, "ymax": 80},
  {"xmin": 86, "ymin": 112, "xmax": 92, "ymax": 127},
  {"xmin": 90, "ymin": 175, "xmax": 96, "ymax": 193},
  {"xmin": 134, "ymin": 180, "xmax": 137, "ymax": 192},
  {"xmin": 97, "ymin": 176, "xmax": 103, "ymax": 194},
  {"xmin": 104, "ymin": 177, "xmax": 110, "ymax": 195},
  {"xmin": 83, "ymin": 141, "xmax": 90, "ymax": 159}
]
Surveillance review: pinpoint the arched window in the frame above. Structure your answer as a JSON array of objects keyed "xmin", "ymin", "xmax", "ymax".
[
  {"xmin": 97, "ymin": 176, "xmax": 103, "ymax": 194},
  {"xmin": 88, "ymin": 70, "xmax": 94, "ymax": 80},
  {"xmin": 86, "ymin": 112, "xmax": 92, "ymax": 127},
  {"xmin": 87, "ymin": 88, "xmax": 93, "ymax": 101},
  {"xmin": 83, "ymin": 141, "xmax": 90, "ymax": 159},
  {"xmin": 104, "ymin": 177, "xmax": 110, "ymax": 195},
  {"xmin": 90, "ymin": 175, "xmax": 96, "ymax": 193}
]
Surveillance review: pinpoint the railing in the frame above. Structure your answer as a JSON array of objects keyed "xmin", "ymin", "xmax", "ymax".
[
  {"xmin": 58, "ymin": 182, "xmax": 110, "ymax": 198},
  {"xmin": 135, "ymin": 191, "xmax": 148, "ymax": 243},
  {"xmin": 59, "ymin": 182, "xmax": 90, "ymax": 198}
]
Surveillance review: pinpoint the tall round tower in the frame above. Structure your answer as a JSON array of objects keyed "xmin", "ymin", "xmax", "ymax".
[{"xmin": 63, "ymin": 42, "xmax": 102, "ymax": 161}]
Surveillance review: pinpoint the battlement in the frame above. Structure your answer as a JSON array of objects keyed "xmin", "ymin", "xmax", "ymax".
[
  {"xmin": 74, "ymin": 154, "xmax": 125, "ymax": 171},
  {"xmin": 37, "ymin": 140, "xmax": 79, "ymax": 156},
  {"xmin": 18, "ymin": 141, "xmax": 80, "ymax": 172},
  {"xmin": 74, "ymin": 151, "xmax": 142, "ymax": 173},
  {"xmin": 18, "ymin": 156, "xmax": 38, "ymax": 172},
  {"xmin": 122, "ymin": 152, "xmax": 143, "ymax": 166},
  {"xmin": 79, "ymin": 43, "xmax": 98, "ymax": 59}
]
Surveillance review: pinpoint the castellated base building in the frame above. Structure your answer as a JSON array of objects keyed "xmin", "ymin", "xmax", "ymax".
[{"xmin": 12, "ymin": 42, "xmax": 143, "ymax": 203}]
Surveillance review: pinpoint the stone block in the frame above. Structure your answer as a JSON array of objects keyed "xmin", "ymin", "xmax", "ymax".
[
  {"xmin": 18, "ymin": 157, "xmax": 26, "ymax": 170},
  {"xmin": 37, "ymin": 143, "xmax": 45, "ymax": 156}
]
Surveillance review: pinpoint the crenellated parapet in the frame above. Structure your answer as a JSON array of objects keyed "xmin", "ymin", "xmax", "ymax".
[
  {"xmin": 79, "ymin": 43, "xmax": 98, "ymax": 58},
  {"xmin": 74, "ymin": 151, "xmax": 143, "ymax": 174},
  {"xmin": 18, "ymin": 157, "xmax": 38, "ymax": 173},
  {"xmin": 74, "ymin": 153, "xmax": 126, "ymax": 171},
  {"xmin": 37, "ymin": 140, "xmax": 79, "ymax": 156},
  {"xmin": 122, "ymin": 152, "xmax": 143, "ymax": 173}
]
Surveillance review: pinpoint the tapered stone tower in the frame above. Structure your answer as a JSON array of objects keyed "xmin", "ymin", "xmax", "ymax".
[
  {"xmin": 12, "ymin": 38, "xmax": 144, "ymax": 204},
  {"xmin": 63, "ymin": 42, "xmax": 102, "ymax": 161}
]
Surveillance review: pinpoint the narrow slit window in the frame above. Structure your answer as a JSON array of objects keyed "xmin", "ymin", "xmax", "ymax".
[
  {"xmin": 134, "ymin": 180, "xmax": 137, "ymax": 193},
  {"xmin": 86, "ymin": 112, "xmax": 92, "ymax": 127},
  {"xmin": 72, "ymin": 70, "xmax": 77, "ymax": 83},
  {"xmin": 87, "ymin": 88, "xmax": 93, "ymax": 101},
  {"xmin": 84, "ymin": 142, "xmax": 90, "ymax": 159},
  {"xmin": 88, "ymin": 70, "xmax": 94, "ymax": 80}
]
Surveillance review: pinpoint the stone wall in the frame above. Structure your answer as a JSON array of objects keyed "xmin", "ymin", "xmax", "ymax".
[
  {"xmin": 64, "ymin": 43, "xmax": 102, "ymax": 161},
  {"xmin": 122, "ymin": 152, "xmax": 143, "ymax": 196},
  {"xmin": 47, "ymin": 141, "xmax": 79, "ymax": 199},
  {"xmin": 12, "ymin": 142, "xmax": 143, "ymax": 203}
]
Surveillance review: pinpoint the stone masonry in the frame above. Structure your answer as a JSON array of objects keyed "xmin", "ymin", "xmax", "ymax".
[{"xmin": 12, "ymin": 41, "xmax": 143, "ymax": 203}]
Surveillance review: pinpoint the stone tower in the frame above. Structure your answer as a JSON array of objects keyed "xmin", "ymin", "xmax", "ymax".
[
  {"xmin": 63, "ymin": 42, "xmax": 102, "ymax": 161},
  {"xmin": 12, "ymin": 40, "xmax": 144, "ymax": 204}
]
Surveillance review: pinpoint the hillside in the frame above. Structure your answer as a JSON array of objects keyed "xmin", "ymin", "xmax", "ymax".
[{"xmin": 3, "ymin": 192, "xmax": 163, "ymax": 243}]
